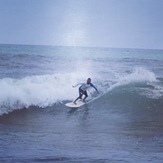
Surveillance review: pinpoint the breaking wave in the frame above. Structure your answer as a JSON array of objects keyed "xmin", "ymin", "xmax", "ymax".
[{"xmin": 0, "ymin": 67, "xmax": 162, "ymax": 115}]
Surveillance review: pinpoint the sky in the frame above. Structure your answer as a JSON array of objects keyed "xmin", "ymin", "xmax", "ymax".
[{"xmin": 0, "ymin": 0, "xmax": 163, "ymax": 49}]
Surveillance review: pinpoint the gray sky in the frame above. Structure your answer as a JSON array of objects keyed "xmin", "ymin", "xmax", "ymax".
[{"xmin": 0, "ymin": 0, "xmax": 163, "ymax": 49}]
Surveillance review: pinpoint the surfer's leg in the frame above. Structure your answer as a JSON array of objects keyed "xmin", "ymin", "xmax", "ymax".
[
  {"xmin": 79, "ymin": 89, "xmax": 83, "ymax": 100},
  {"xmin": 74, "ymin": 88, "xmax": 83, "ymax": 104},
  {"xmin": 83, "ymin": 91, "xmax": 88, "ymax": 102},
  {"xmin": 74, "ymin": 97, "xmax": 79, "ymax": 104}
]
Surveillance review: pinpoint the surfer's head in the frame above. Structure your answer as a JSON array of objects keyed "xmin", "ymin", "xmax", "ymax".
[{"xmin": 87, "ymin": 78, "xmax": 91, "ymax": 84}]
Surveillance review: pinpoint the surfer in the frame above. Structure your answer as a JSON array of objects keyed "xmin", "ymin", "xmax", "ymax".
[{"xmin": 73, "ymin": 78, "xmax": 99, "ymax": 104}]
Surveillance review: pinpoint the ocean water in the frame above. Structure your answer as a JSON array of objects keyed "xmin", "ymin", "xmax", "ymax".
[{"xmin": 0, "ymin": 44, "xmax": 163, "ymax": 163}]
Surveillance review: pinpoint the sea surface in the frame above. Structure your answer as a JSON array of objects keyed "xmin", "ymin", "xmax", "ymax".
[{"xmin": 0, "ymin": 44, "xmax": 163, "ymax": 163}]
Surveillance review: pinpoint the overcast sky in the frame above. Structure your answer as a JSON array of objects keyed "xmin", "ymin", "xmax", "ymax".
[{"xmin": 0, "ymin": 0, "xmax": 163, "ymax": 49}]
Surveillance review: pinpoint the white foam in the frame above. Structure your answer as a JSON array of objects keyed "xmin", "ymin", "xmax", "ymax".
[
  {"xmin": 0, "ymin": 71, "xmax": 94, "ymax": 115},
  {"xmin": 120, "ymin": 67, "xmax": 157, "ymax": 83},
  {"xmin": 108, "ymin": 67, "xmax": 157, "ymax": 91}
]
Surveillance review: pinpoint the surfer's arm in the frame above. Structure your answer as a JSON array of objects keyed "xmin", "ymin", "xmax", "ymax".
[
  {"xmin": 90, "ymin": 83, "xmax": 99, "ymax": 93},
  {"xmin": 72, "ymin": 83, "xmax": 82, "ymax": 88}
]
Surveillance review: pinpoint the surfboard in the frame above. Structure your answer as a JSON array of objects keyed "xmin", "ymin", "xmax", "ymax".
[
  {"xmin": 65, "ymin": 92, "xmax": 102, "ymax": 108},
  {"xmin": 65, "ymin": 101, "xmax": 85, "ymax": 108}
]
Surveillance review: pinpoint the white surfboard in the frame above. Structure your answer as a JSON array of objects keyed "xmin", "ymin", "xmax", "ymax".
[{"xmin": 65, "ymin": 101, "xmax": 85, "ymax": 108}]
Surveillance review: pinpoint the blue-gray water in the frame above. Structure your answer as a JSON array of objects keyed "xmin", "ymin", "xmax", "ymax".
[{"xmin": 0, "ymin": 44, "xmax": 163, "ymax": 162}]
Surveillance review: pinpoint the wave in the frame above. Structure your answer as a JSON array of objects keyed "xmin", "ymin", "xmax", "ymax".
[
  {"xmin": 0, "ymin": 73, "xmax": 81, "ymax": 115},
  {"xmin": 0, "ymin": 67, "xmax": 162, "ymax": 115},
  {"xmin": 107, "ymin": 67, "xmax": 163, "ymax": 99}
]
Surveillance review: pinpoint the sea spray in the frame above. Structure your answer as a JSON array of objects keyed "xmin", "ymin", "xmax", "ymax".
[{"xmin": 107, "ymin": 67, "xmax": 157, "ymax": 92}]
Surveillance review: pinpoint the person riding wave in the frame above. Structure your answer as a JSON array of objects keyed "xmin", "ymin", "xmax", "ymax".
[{"xmin": 73, "ymin": 78, "xmax": 99, "ymax": 104}]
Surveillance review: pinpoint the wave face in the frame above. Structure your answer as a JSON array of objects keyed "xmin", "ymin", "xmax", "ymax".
[{"xmin": 0, "ymin": 45, "xmax": 163, "ymax": 115}]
